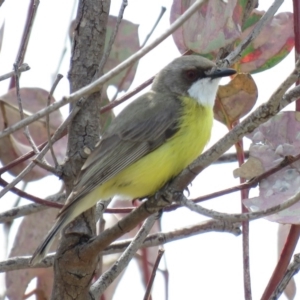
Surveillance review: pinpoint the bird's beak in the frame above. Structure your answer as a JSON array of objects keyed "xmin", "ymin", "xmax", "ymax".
[{"xmin": 206, "ymin": 67, "xmax": 236, "ymax": 79}]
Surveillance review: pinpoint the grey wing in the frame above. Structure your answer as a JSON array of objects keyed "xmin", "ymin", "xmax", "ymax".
[{"xmin": 73, "ymin": 92, "xmax": 182, "ymax": 200}]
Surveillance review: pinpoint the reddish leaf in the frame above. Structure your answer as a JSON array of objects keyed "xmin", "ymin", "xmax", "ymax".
[
  {"xmin": 241, "ymin": 112, "xmax": 300, "ymax": 224},
  {"xmin": 214, "ymin": 73, "xmax": 258, "ymax": 126},
  {"xmin": 239, "ymin": 11, "xmax": 294, "ymax": 73},
  {"xmin": 170, "ymin": 0, "xmax": 244, "ymax": 54}
]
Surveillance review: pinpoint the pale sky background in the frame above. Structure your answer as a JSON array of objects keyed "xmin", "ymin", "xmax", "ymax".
[{"xmin": 0, "ymin": 1, "xmax": 297, "ymax": 299}]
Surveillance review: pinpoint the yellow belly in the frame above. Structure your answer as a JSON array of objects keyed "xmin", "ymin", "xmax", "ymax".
[{"xmin": 98, "ymin": 97, "xmax": 213, "ymax": 200}]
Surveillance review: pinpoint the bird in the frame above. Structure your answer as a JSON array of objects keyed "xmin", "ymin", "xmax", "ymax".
[{"xmin": 30, "ymin": 55, "xmax": 236, "ymax": 264}]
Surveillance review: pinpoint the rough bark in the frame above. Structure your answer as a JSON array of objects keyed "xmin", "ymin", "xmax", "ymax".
[{"xmin": 51, "ymin": 0, "xmax": 110, "ymax": 299}]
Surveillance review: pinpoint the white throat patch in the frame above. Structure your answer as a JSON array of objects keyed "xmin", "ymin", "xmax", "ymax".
[{"xmin": 187, "ymin": 78, "xmax": 221, "ymax": 107}]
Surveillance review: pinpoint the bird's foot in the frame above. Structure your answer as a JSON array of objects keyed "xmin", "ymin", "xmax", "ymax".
[{"xmin": 154, "ymin": 185, "xmax": 183, "ymax": 204}]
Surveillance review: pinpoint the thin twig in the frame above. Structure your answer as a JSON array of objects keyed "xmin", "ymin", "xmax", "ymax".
[
  {"xmin": 100, "ymin": 76, "xmax": 154, "ymax": 113},
  {"xmin": 46, "ymin": 74, "xmax": 63, "ymax": 167},
  {"xmin": 0, "ymin": 135, "xmax": 63, "ymax": 175},
  {"xmin": 110, "ymin": 6, "xmax": 166, "ymax": 101},
  {"xmin": 141, "ymin": 7, "xmax": 166, "ymax": 48},
  {"xmin": 0, "ymin": 177, "xmax": 63, "ymax": 209},
  {"xmin": 9, "ymin": 0, "xmax": 39, "ymax": 88},
  {"xmin": 167, "ymin": 154, "xmax": 300, "ymax": 213},
  {"xmin": 0, "ymin": 0, "xmax": 207, "ymax": 140},
  {"xmin": 15, "ymin": 0, "xmax": 39, "ymax": 66},
  {"xmin": 52, "ymin": 1, "xmax": 77, "ymax": 84},
  {"xmin": 224, "ymin": 0, "xmax": 284, "ymax": 66},
  {"xmin": 97, "ymin": 0, "xmax": 128, "ymax": 75},
  {"xmin": 269, "ymin": 253, "xmax": 300, "ymax": 300},
  {"xmin": 3, "ymin": 181, "xmax": 26, "ymax": 257},
  {"xmin": 242, "ymin": 0, "xmax": 258, "ymax": 26},
  {"xmin": 214, "ymin": 151, "xmax": 249, "ymax": 164},
  {"xmin": 143, "ymin": 249, "xmax": 165, "ymax": 300},
  {"xmin": 13, "ymin": 63, "xmax": 40, "ymax": 154},
  {"xmin": 231, "ymin": 127, "xmax": 252, "ymax": 300},
  {"xmin": 180, "ymin": 189, "xmax": 300, "ymax": 222},
  {"xmin": 90, "ymin": 214, "xmax": 157, "ymax": 298},
  {"xmin": 33, "ymin": 159, "xmax": 60, "ymax": 175},
  {"xmin": 261, "ymin": 225, "xmax": 300, "ymax": 300},
  {"xmin": 0, "ymin": 193, "xmax": 64, "ymax": 224},
  {"xmin": 0, "ymin": 64, "xmax": 30, "ymax": 82}
]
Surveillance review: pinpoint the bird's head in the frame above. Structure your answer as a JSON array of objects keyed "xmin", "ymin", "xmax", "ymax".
[{"xmin": 152, "ymin": 55, "xmax": 236, "ymax": 107}]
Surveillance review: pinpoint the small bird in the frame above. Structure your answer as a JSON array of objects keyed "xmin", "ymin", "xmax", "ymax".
[{"xmin": 31, "ymin": 55, "xmax": 236, "ymax": 264}]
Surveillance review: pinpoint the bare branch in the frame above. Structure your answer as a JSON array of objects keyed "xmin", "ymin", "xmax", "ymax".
[
  {"xmin": 9, "ymin": 0, "xmax": 39, "ymax": 88},
  {"xmin": 101, "ymin": 76, "xmax": 154, "ymax": 113},
  {"xmin": 16, "ymin": 0, "xmax": 39, "ymax": 66},
  {"xmin": 0, "ymin": 177, "xmax": 63, "ymax": 208},
  {"xmin": 46, "ymin": 73, "xmax": 63, "ymax": 167},
  {"xmin": 167, "ymin": 154, "xmax": 300, "ymax": 211},
  {"xmin": 0, "ymin": 193, "xmax": 64, "ymax": 223},
  {"xmin": 101, "ymin": 220, "xmax": 241, "ymax": 253},
  {"xmin": 224, "ymin": 0, "xmax": 284, "ymax": 66},
  {"xmin": 0, "ymin": 64, "xmax": 30, "ymax": 82},
  {"xmin": 110, "ymin": 6, "xmax": 166, "ymax": 101},
  {"xmin": 14, "ymin": 63, "xmax": 39, "ymax": 154},
  {"xmin": 0, "ymin": 219, "xmax": 240, "ymax": 272},
  {"xmin": 214, "ymin": 151, "xmax": 249, "ymax": 164},
  {"xmin": 269, "ymin": 253, "xmax": 300, "ymax": 300},
  {"xmin": 179, "ymin": 189, "xmax": 300, "ymax": 222},
  {"xmin": 0, "ymin": 139, "xmax": 52, "ymax": 175},
  {"xmin": 90, "ymin": 214, "xmax": 157, "ymax": 297},
  {"xmin": 32, "ymin": 158, "xmax": 60, "ymax": 175},
  {"xmin": 141, "ymin": 6, "xmax": 167, "ymax": 48},
  {"xmin": 97, "ymin": 0, "xmax": 128, "ymax": 74},
  {"xmin": 0, "ymin": 254, "xmax": 54, "ymax": 272},
  {"xmin": 143, "ymin": 249, "xmax": 165, "ymax": 300}
]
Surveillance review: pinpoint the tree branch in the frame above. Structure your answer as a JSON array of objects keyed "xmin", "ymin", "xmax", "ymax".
[
  {"xmin": 0, "ymin": 63, "xmax": 30, "ymax": 82},
  {"xmin": 0, "ymin": 219, "xmax": 240, "ymax": 272},
  {"xmin": 224, "ymin": 0, "xmax": 284, "ymax": 66},
  {"xmin": 269, "ymin": 253, "xmax": 300, "ymax": 300},
  {"xmin": 90, "ymin": 214, "xmax": 157, "ymax": 298},
  {"xmin": 46, "ymin": 74, "xmax": 63, "ymax": 167},
  {"xmin": 0, "ymin": 193, "xmax": 64, "ymax": 224},
  {"xmin": 143, "ymin": 249, "xmax": 165, "ymax": 300},
  {"xmin": 179, "ymin": 189, "xmax": 300, "ymax": 222}
]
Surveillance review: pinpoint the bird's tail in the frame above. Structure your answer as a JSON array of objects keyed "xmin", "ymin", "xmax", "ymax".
[
  {"xmin": 30, "ymin": 207, "xmax": 75, "ymax": 265},
  {"xmin": 30, "ymin": 196, "xmax": 82, "ymax": 265},
  {"xmin": 30, "ymin": 188, "xmax": 103, "ymax": 265}
]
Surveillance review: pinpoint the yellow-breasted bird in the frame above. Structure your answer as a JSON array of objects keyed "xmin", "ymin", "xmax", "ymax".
[{"xmin": 31, "ymin": 55, "xmax": 236, "ymax": 264}]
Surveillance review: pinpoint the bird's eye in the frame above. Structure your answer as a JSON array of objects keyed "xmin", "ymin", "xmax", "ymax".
[{"xmin": 184, "ymin": 69, "xmax": 198, "ymax": 81}]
